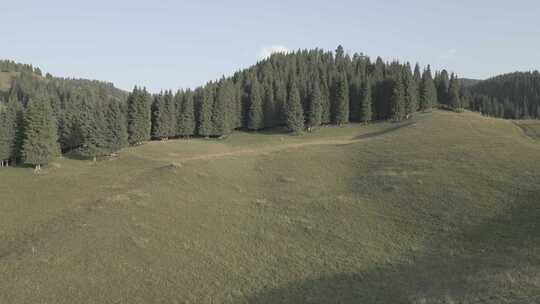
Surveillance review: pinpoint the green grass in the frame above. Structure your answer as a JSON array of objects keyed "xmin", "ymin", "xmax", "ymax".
[{"xmin": 1, "ymin": 111, "xmax": 539, "ymax": 303}]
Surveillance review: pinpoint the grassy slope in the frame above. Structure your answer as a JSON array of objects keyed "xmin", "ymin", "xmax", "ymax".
[{"xmin": 0, "ymin": 111, "xmax": 539, "ymax": 303}]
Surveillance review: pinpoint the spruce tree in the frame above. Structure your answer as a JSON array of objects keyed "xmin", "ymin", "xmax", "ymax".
[
  {"xmin": 360, "ymin": 78, "xmax": 373, "ymax": 123},
  {"xmin": 247, "ymin": 77, "xmax": 264, "ymax": 130},
  {"xmin": 164, "ymin": 90, "xmax": 177, "ymax": 138},
  {"xmin": 23, "ymin": 97, "xmax": 60, "ymax": 170},
  {"xmin": 307, "ymin": 80, "xmax": 323, "ymax": 130},
  {"xmin": 213, "ymin": 83, "xmax": 230, "ymax": 135},
  {"xmin": 104, "ymin": 100, "xmax": 128, "ymax": 154},
  {"xmin": 263, "ymin": 80, "xmax": 276, "ymax": 129},
  {"xmin": 436, "ymin": 69, "xmax": 450, "ymax": 105},
  {"xmin": 177, "ymin": 90, "xmax": 196, "ymax": 137},
  {"xmin": 151, "ymin": 93, "xmax": 168, "ymax": 139},
  {"xmin": 420, "ymin": 66, "xmax": 438, "ymax": 111},
  {"xmin": 403, "ymin": 68, "xmax": 418, "ymax": 116},
  {"xmin": 127, "ymin": 87, "xmax": 152, "ymax": 145},
  {"xmin": 0, "ymin": 98, "xmax": 22, "ymax": 166},
  {"xmin": 274, "ymin": 79, "xmax": 287, "ymax": 125},
  {"xmin": 448, "ymin": 74, "xmax": 461, "ymax": 110},
  {"xmin": 197, "ymin": 86, "xmax": 214, "ymax": 137},
  {"xmin": 79, "ymin": 97, "xmax": 107, "ymax": 161},
  {"xmin": 391, "ymin": 79, "xmax": 406, "ymax": 121},
  {"xmin": 332, "ymin": 72, "xmax": 349, "ymax": 125},
  {"xmin": 286, "ymin": 78, "xmax": 304, "ymax": 133}
]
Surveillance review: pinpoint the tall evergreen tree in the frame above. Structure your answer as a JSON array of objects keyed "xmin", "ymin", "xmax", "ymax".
[
  {"xmin": 286, "ymin": 78, "xmax": 304, "ymax": 133},
  {"xmin": 307, "ymin": 80, "xmax": 322, "ymax": 129},
  {"xmin": 263, "ymin": 80, "xmax": 276, "ymax": 128},
  {"xmin": 213, "ymin": 82, "xmax": 230, "ymax": 135},
  {"xmin": 197, "ymin": 86, "xmax": 214, "ymax": 137},
  {"xmin": 0, "ymin": 98, "xmax": 23, "ymax": 166},
  {"xmin": 79, "ymin": 97, "xmax": 107, "ymax": 161},
  {"xmin": 247, "ymin": 77, "xmax": 264, "ymax": 130},
  {"xmin": 177, "ymin": 90, "xmax": 196, "ymax": 137},
  {"xmin": 403, "ymin": 67, "xmax": 419, "ymax": 115},
  {"xmin": 360, "ymin": 78, "xmax": 373, "ymax": 123},
  {"xmin": 448, "ymin": 74, "xmax": 462, "ymax": 110},
  {"xmin": 104, "ymin": 100, "xmax": 128, "ymax": 154},
  {"xmin": 436, "ymin": 69, "xmax": 450, "ymax": 105},
  {"xmin": 390, "ymin": 79, "xmax": 406, "ymax": 121},
  {"xmin": 420, "ymin": 66, "xmax": 438, "ymax": 111},
  {"xmin": 22, "ymin": 97, "xmax": 60, "ymax": 170},
  {"xmin": 127, "ymin": 87, "xmax": 152, "ymax": 145},
  {"xmin": 332, "ymin": 72, "xmax": 349, "ymax": 125}
]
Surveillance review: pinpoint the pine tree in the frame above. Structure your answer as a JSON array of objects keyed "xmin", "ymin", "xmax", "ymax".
[
  {"xmin": 307, "ymin": 80, "xmax": 322, "ymax": 130},
  {"xmin": 151, "ymin": 93, "xmax": 168, "ymax": 139},
  {"xmin": 177, "ymin": 90, "xmax": 195, "ymax": 137},
  {"xmin": 360, "ymin": 78, "xmax": 373, "ymax": 123},
  {"xmin": 286, "ymin": 78, "xmax": 304, "ymax": 133},
  {"xmin": 213, "ymin": 82, "xmax": 230, "ymax": 135},
  {"xmin": 263, "ymin": 80, "xmax": 276, "ymax": 129},
  {"xmin": 448, "ymin": 74, "xmax": 462, "ymax": 110},
  {"xmin": 332, "ymin": 72, "xmax": 349, "ymax": 125},
  {"xmin": 79, "ymin": 97, "xmax": 107, "ymax": 161},
  {"xmin": 420, "ymin": 66, "xmax": 437, "ymax": 111},
  {"xmin": 391, "ymin": 79, "xmax": 406, "ymax": 121},
  {"xmin": 0, "ymin": 107, "xmax": 14, "ymax": 167},
  {"xmin": 127, "ymin": 87, "xmax": 152, "ymax": 145},
  {"xmin": 247, "ymin": 77, "xmax": 264, "ymax": 130},
  {"xmin": 274, "ymin": 79, "xmax": 287, "ymax": 125},
  {"xmin": 164, "ymin": 90, "xmax": 177, "ymax": 138},
  {"xmin": 0, "ymin": 98, "xmax": 23, "ymax": 167},
  {"xmin": 104, "ymin": 100, "xmax": 128, "ymax": 154},
  {"xmin": 436, "ymin": 69, "xmax": 450, "ymax": 105},
  {"xmin": 197, "ymin": 86, "xmax": 214, "ymax": 137},
  {"xmin": 23, "ymin": 97, "xmax": 60, "ymax": 170},
  {"xmin": 403, "ymin": 67, "xmax": 418, "ymax": 116}
]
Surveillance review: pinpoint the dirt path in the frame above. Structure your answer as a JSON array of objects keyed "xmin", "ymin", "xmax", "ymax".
[
  {"xmin": 174, "ymin": 121, "xmax": 418, "ymax": 163},
  {"xmin": 175, "ymin": 139, "xmax": 359, "ymax": 162}
]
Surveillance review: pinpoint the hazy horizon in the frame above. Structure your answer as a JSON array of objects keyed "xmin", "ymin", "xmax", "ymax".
[{"xmin": 2, "ymin": 0, "xmax": 539, "ymax": 92}]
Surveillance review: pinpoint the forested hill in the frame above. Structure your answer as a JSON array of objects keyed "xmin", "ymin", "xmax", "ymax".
[
  {"xmin": 467, "ymin": 71, "xmax": 540, "ymax": 119},
  {"xmin": 0, "ymin": 59, "xmax": 127, "ymax": 103},
  {"xmin": 0, "ymin": 46, "xmax": 509, "ymax": 170}
]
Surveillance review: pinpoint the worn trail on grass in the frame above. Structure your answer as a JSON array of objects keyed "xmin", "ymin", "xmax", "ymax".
[{"xmin": 174, "ymin": 122, "xmax": 417, "ymax": 163}]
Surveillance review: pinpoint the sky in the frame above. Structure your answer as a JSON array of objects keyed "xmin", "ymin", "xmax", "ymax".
[{"xmin": 2, "ymin": 0, "xmax": 539, "ymax": 92}]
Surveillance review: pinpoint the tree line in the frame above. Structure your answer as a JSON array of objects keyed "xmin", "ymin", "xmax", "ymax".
[
  {"xmin": 466, "ymin": 71, "xmax": 540, "ymax": 119},
  {"xmin": 1, "ymin": 46, "xmax": 468, "ymax": 170}
]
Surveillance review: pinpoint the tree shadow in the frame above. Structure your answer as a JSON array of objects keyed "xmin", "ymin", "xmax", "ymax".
[
  {"xmin": 241, "ymin": 190, "xmax": 540, "ymax": 303},
  {"xmin": 353, "ymin": 120, "xmax": 417, "ymax": 140}
]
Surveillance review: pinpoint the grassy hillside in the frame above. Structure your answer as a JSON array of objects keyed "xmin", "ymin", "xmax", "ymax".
[{"xmin": 0, "ymin": 111, "xmax": 539, "ymax": 303}]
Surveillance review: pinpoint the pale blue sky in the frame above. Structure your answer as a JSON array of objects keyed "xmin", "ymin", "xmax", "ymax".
[{"xmin": 2, "ymin": 0, "xmax": 539, "ymax": 92}]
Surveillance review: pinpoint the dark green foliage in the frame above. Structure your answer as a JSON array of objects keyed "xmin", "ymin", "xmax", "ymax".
[
  {"xmin": 286, "ymin": 78, "xmax": 304, "ymax": 133},
  {"xmin": 79, "ymin": 96, "xmax": 107, "ymax": 159},
  {"xmin": 0, "ymin": 98, "xmax": 23, "ymax": 165},
  {"xmin": 104, "ymin": 100, "xmax": 128, "ymax": 153},
  {"xmin": 468, "ymin": 71, "xmax": 540, "ymax": 119},
  {"xmin": 360, "ymin": 78, "xmax": 373, "ymax": 123},
  {"xmin": 420, "ymin": 66, "xmax": 438, "ymax": 111},
  {"xmin": 403, "ymin": 66, "xmax": 418, "ymax": 115},
  {"xmin": 274, "ymin": 79, "xmax": 287, "ymax": 125},
  {"xmin": 332, "ymin": 72, "xmax": 349, "ymax": 125},
  {"xmin": 177, "ymin": 90, "xmax": 196, "ymax": 137},
  {"xmin": 247, "ymin": 77, "xmax": 264, "ymax": 130},
  {"xmin": 22, "ymin": 97, "xmax": 59, "ymax": 167},
  {"xmin": 197, "ymin": 86, "xmax": 214, "ymax": 137},
  {"xmin": 307, "ymin": 80, "xmax": 322, "ymax": 129},
  {"xmin": 391, "ymin": 79, "xmax": 406, "ymax": 121},
  {"xmin": 128, "ymin": 87, "xmax": 152, "ymax": 144},
  {"xmin": 213, "ymin": 81, "xmax": 232, "ymax": 135},
  {"xmin": 153, "ymin": 90, "xmax": 175, "ymax": 139},
  {"xmin": 436, "ymin": 69, "xmax": 450, "ymax": 105},
  {"xmin": 448, "ymin": 74, "xmax": 461, "ymax": 110},
  {"xmin": 263, "ymin": 80, "xmax": 276, "ymax": 129}
]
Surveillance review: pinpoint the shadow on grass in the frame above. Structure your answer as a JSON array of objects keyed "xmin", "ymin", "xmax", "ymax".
[
  {"xmin": 241, "ymin": 190, "xmax": 540, "ymax": 303},
  {"xmin": 353, "ymin": 120, "xmax": 417, "ymax": 140}
]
